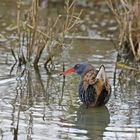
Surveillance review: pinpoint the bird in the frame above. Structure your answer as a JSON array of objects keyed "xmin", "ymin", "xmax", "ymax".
[{"xmin": 63, "ymin": 63, "xmax": 111, "ymax": 107}]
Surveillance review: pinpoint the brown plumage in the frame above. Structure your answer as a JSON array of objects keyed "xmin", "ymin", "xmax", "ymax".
[{"xmin": 63, "ymin": 63, "xmax": 111, "ymax": 107}]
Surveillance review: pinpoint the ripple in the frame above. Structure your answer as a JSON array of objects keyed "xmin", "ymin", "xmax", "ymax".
[{"xmin": 104, "ymin": 126, "xmax": 140, "ymax": 140}]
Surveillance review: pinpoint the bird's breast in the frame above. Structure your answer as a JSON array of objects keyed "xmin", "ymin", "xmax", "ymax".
[{"xmin": 79, "ymin": 81, "xmax": 97, "ymax": 106}]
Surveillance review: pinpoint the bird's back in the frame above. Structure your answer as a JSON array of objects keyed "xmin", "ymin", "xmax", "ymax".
[{"xmin": 78, "ymin": 65, "xmax": 111, "ymax": 107}]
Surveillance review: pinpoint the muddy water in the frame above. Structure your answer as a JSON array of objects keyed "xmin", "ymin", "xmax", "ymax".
[{"xmin": 0, "ymin": 1, "xmax": 140, "ymax": 140}]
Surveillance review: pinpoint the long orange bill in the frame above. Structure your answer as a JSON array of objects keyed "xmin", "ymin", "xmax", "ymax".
[{"xmin": 63, "ymin": 68, "xmax": 75, "ymax": 75}]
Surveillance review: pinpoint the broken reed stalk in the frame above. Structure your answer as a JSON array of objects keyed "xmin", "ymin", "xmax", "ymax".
[
  {"xmin": 107, "ymin": 0, "xmax": 140, "ymax": 62},
  {"xmin": 117, "ymin": 63, "xmax": 139, "ymax": 71},
  {"xmin": 16, "ymin": 0, "xmax": 20, "ymax": 39},
  {"xmin": 29, "ymin": 0, "xmax": 39, "ymax": 61},
  {"xmin": 16, "ymin": 0, "xmax": 21, "ymax": 64},
  {"xmin": 16, "ymin": 0, "xmax": 26, "ymax": 66},
  {"xmin": 15, "ymin": 0, "xmax": 82, "ymax": 68}
]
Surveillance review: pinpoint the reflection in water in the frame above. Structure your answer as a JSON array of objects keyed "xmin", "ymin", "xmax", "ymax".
[
  {"xmin": 0, "ymin": 64, "xmax": 111, "ymax": 140},
  {"xmin": 76, "ymin": 105, "xmax": 110, "ymax": 140},
  {"xmin": 2, "ymin": 66, "xmax": 66, "ymax": 140},
  {"xmin": 1, "ymin": 50, "xmax": 140, "ymax": 139},
  {"xmin": 107, "ymin": 68, "xmax": 140, "ymax": 140},
  {"xmin": 1, "ymin": 0, "xmax": 140, "ymax": 139}
]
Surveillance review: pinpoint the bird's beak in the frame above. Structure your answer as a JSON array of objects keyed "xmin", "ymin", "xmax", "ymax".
[{"xmin": 63, "ymin": 68, "xmax": 75, "ymax": 75}]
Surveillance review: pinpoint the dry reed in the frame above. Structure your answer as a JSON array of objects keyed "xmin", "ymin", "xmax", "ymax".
[
  {"xmin": 107, "ymin": 0, "xmax": 140, "ymax": 62},
  {"xmin": 14, "ymin": 0, "xmax": 82, "ymax": 68}
]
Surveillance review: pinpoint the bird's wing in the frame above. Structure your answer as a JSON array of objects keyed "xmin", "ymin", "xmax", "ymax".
[
  {"xmin": 82, "ymin": 69, "xmax": 97, "ymax": 90},
  {"xmin": 95, "ymin": 65, "xmax": 111, "ymax": 96},
  {"xmin": 82, "ymin": 65, "xmax": 106, "ymax": 88},
  {"xmin": 81, "ymin": 65, "xmax": 111, "ymax": 106},
  {"xmin": 82, "ymin": 65, "xmax": 111, "ymax": 93}
]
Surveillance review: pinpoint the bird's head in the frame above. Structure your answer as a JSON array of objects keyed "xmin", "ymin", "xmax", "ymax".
[{"xmin": 63, "ymin": 63, "xmax": 90, "ymax": 76}]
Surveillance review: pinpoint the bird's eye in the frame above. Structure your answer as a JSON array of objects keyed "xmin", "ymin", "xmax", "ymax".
[
  {"xmin": 77, "ymin": 64, "xmax": 80, "ymax": 66},
  {"xmin": 76, "ymin": 64, "xmax": 80, "ymax": 68},
  {"xmin": 74, "ymin": 64, "xmax": 80, "ymax": 69}
]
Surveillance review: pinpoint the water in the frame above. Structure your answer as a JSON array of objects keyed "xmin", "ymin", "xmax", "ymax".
[
  {"xmin": 1, "ymin": 39, "xmax": 140, "ymax": 140},
  {"xmin": 0, "ymin": 1, "xmax": 140, "ymax": 140}
]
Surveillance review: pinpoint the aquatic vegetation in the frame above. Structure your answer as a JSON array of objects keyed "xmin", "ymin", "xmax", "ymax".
[
  {"xmin": 12, "ymin": 0, "xmax": 82, "ymax": 68},
  {"xmin": 107, "ymin": 0, "xmax": 140, "ymax": 63}
]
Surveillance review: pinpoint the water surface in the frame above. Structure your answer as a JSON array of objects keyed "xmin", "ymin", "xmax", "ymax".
[{"xmin": 0, "ymin": 1, "xmax": 140, "ymax": 140}]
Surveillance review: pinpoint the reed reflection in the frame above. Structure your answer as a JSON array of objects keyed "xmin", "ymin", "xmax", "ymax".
[{"xmin": 9, "ymin": 66, "xmax": 66, "ymax": 140}]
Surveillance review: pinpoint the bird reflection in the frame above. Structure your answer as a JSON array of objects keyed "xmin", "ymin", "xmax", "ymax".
[{"xmin": 76, "ymin": 105, "xmax": 110, "ymax": 140}]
